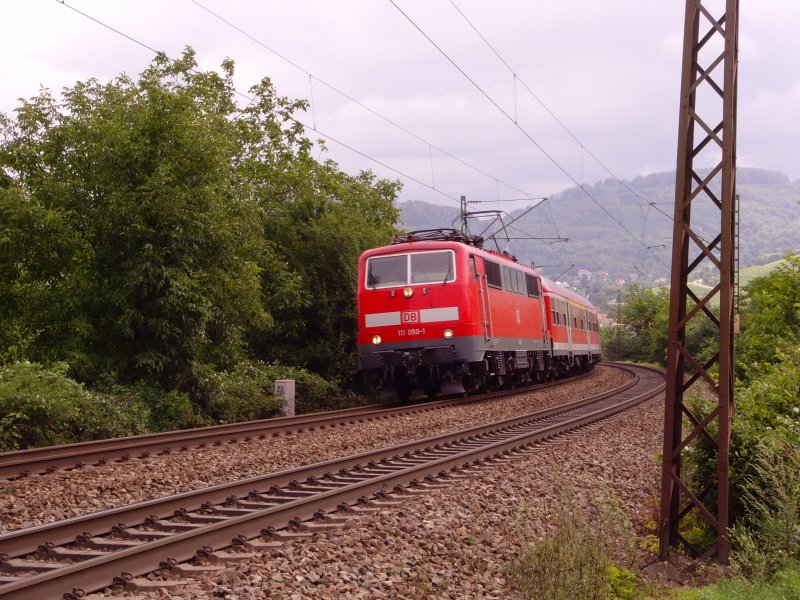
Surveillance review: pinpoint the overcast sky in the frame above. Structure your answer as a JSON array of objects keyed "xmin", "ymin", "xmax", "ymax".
[{"xmin": 3, "ymin": 1, "xmax": 798, "ymax": 212}]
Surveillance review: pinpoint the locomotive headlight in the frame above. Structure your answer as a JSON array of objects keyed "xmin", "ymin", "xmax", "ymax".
[
  {"xmin": 372, "ymin": 334, "xmax": 382, "ymax": 345},
  {"xmin": 403, "ymin": 287, "xmax": 414, "ymax": 298},
  {"xmin": 443, "ymin": 329, "xmax": 454, "ymax": 339}
]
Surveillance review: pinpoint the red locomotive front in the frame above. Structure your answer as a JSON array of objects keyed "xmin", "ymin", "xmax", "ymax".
[
  {"xmin": 357, "ymin": 239, "xmax": 478, "ymax": 400},
  {"xmin": 357, "ymin": 229, "xmax": 560, "ymax": 401}
]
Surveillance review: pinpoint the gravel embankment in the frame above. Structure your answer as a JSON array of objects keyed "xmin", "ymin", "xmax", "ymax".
[
  {"xmin": 1, "ymin": 367, "xmax": 629, "ymax": 532},
  {"xmin": 89, "ymin": 376, "xmax": 665, "ymax": 599}
]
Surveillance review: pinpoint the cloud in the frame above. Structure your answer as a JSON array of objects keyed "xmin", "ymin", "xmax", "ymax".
[{"xmin": 1, "ymin": 0, "xmax": 797, "ymax": 207}]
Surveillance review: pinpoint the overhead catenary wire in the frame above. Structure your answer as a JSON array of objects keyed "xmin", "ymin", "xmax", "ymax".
[
  {"xmin": 54, "ymin": 0, "xmax": 460, "ymax": 204},
  {"xmin": 57, "ymin": 0, "xmax": 664, "ymax": 280},
  {"xmin": 447, "ymin": 0, "xmax": 667, "ymax": 224},
  {"xmin": 188, "ymin": 0, "xmax": 543, "ymax": 204},
  {"xmin": 388, "ymin": 0, "xmax": 653, "ymax": 249}
]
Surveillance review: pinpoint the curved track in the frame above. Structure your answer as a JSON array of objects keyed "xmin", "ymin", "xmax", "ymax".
[
  {"xmin": 0, "ymin": 372, "xmax": 593, "ymax": 480},
  {"xmin": 0, "ymin": 364, "xmax": 663, "ymax": 598}
]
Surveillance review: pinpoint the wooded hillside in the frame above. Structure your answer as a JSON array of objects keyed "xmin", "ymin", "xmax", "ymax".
[{"xmin": 400, "ymin": 168, "xmax": 800, "ymax": 284}]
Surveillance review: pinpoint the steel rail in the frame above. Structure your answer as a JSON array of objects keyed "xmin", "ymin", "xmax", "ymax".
[
  {"xmin": 0, "ymin": 365, "xmax": 662, "ymax": 598},
  {"xmin": 0, "ymin": 368, "xmax": 635, "ymax": 558},
  {"xmin": 0, "ymin": 371, "xmax": 592, "ymax": 480}
]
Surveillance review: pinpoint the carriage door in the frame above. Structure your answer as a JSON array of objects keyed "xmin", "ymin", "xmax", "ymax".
[{"xmin": 566, "ymin": 303, "xmax": 573, "ymax": 353}]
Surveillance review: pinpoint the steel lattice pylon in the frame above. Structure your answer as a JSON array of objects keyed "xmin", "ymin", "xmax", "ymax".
[{"xmin": 658, "ymin": 0, "xmax": 739, "ymax": 564}]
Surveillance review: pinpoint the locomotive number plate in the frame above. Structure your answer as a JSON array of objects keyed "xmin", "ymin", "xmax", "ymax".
[{"xmin": 397, "ymin": 327, "xmax": 426, "ymax": 336}]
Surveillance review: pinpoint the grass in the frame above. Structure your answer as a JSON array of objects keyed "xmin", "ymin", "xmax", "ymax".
[
  {"xmin": 738, "ymin": 259, "xmax": 785, "ymax": 288},
  {"xmin": 674, "ymin": 565, "xmax": 800, "ymax": 599}
]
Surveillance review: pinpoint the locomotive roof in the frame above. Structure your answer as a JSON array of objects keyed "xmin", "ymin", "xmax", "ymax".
[
  {"xmin": 360, "ymin": 238, "xmax": 597, "ymax": 312},
  {"xmin": 362, "ymin": 238, "xmax": 524, "ymax": 267}
]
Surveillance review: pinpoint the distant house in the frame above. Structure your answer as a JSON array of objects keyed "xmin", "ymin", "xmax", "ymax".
[{"xmin": 596, "ymin": 271, "xmax": 610, "ymax": 281}]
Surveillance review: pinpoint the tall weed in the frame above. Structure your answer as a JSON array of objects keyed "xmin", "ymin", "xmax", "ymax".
[{"xmin": 508, "ymin": 484, "xmax": 638, "ymax": 599}]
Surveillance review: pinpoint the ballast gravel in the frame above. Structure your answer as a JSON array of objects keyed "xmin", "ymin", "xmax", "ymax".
[
  {"xmin": 84, "ymin": 372, "xmax": 665, "ymax": 599},
  {"xmin": 0, "ymin": 366, "xmax": 630, "ymax": 533}
]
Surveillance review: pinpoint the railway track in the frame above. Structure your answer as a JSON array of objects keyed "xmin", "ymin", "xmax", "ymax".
[
  {"xmin": 0, "ymin": 372, "xmax": 592, "ymax": 481},
  {"xmin": 0, "ymin": 364, "xmax": 663, "ymax": 599}
]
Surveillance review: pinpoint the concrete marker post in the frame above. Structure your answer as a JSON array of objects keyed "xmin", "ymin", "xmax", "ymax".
[{"xmin": 274, "ymin": 380, "xmax": 296, "ymax": 417}]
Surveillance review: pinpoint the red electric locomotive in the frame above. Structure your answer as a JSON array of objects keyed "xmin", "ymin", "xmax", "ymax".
[{"xmin": 357, "ymin": 229, "xmax": 601, "ymax": 401}]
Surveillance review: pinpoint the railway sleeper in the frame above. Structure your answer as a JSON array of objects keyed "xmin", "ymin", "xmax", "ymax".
[
  {"xmin": 196, "ymin": 550, "xmax": 259, "ymax": 564},
  {"xmin": 40, "ymin": 546, "xmax": 109, "ymax": 561},
  {"xmin": 76, "ymin": 539, "xmax": 143, "ymax": 553},
  {"xmin": 112, "ymin": 572, "xmax": 195, "ymax": 591},
  {"xmin": 114, "ymin": 528, "xmax": 174, "ymax": 541},
  {"xmin": 177, "ymin": 513, "xmax": 229, "ymax": 524},
  {"xmin": 144, "ymin": 518, "xmax": 207, "ymax": 532},
  {"xmin": 0, "ymin": 557, "xmax": 63, "ymax": 574}
]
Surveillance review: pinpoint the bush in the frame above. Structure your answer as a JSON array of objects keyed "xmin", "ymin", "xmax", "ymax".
[
  {"xmin": 0, "ymin": 361, "xmax": 147, "ymax": 450},
  {"xmin": 730, "ymin": 436, "xmax": 800, "ymax": 579},
  {"xmin": 726, "ymin": 349, "xmax": 800, "ymax": 523},
  {"xmin": 199, "ymin": 361, "xmax": 365, "ymax": 423},
  {"xmin": 108, "ymin": 381, "xmax": 206, "ymax": 432}
]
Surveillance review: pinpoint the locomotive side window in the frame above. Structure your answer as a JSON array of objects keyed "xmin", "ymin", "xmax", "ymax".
[
  {"xmin": 525, "ymin": 274, "xmax": 541, "ymax": 297},
  {"xmin": 485, "ymin": 260, "xmax": 502, "ymax": 288},
  {"xmin": 367, "ymin": 255, "xmax": 407, "ymax": 288},
  {"xmin": 469, "ymin": 255, "xmax": 478, "ymax": 279},
  {"xmin": 410, "ymin": 251, "xmax": 455, "ymax": 284},
  {"xmin": 516, "ymin": 270, "xmax": 526, "ymax": 294},
  {"xmin": 500, "ymin": 266, "xmax": 528, "ymax": 295}
]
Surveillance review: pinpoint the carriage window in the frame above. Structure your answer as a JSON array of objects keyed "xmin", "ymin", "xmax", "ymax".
[
  {"xmin": 410, "ymin": 251, "xmax": 455, "ymax": 284},
  {"xmin": 485, "ymin": 260, "xmax": 502, "ymax": 288},
  {"xmin": 366, "ymin": 255, "xmax": 407, "ymax": 288}
]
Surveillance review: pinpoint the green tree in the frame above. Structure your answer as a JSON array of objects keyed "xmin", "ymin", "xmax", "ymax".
[
  {"xmin": 736, "ymin": 253, "xmax": 800, "ymax": 385},
  {"xmin": 603, "ymin": 283, "xmax": 717, "ymax": 366},
  {"xmin": 609, "ymin": 285, "xmax": 670, "ymax": 364},
  {"xmin": 236, "ymin": 85, "xmax": 400, "ymax": 382},
  {"xmin": 0, "ymin": 50, "xmax": 275, "ymax": 389},
  {"xmin": 1, "ymin": 48, "xmax": 401, "ymax": 416}
]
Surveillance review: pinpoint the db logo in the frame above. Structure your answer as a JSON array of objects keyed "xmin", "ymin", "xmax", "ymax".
[{"xmin": 402, "ymin": 311, "xmax": 420, "ymax": 323}]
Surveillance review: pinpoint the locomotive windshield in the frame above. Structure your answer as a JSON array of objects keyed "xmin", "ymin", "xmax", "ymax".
[
  {"xmin": 366, "ymin": 250, "xmax": 455, "ymax": 288},
  {"xmin": 411, "ymin": 251, "xmax": 454, "ymax": 283},
  {"xmin": 366, "ymin": 255, "xmax": 406, "ymax": 287}
]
